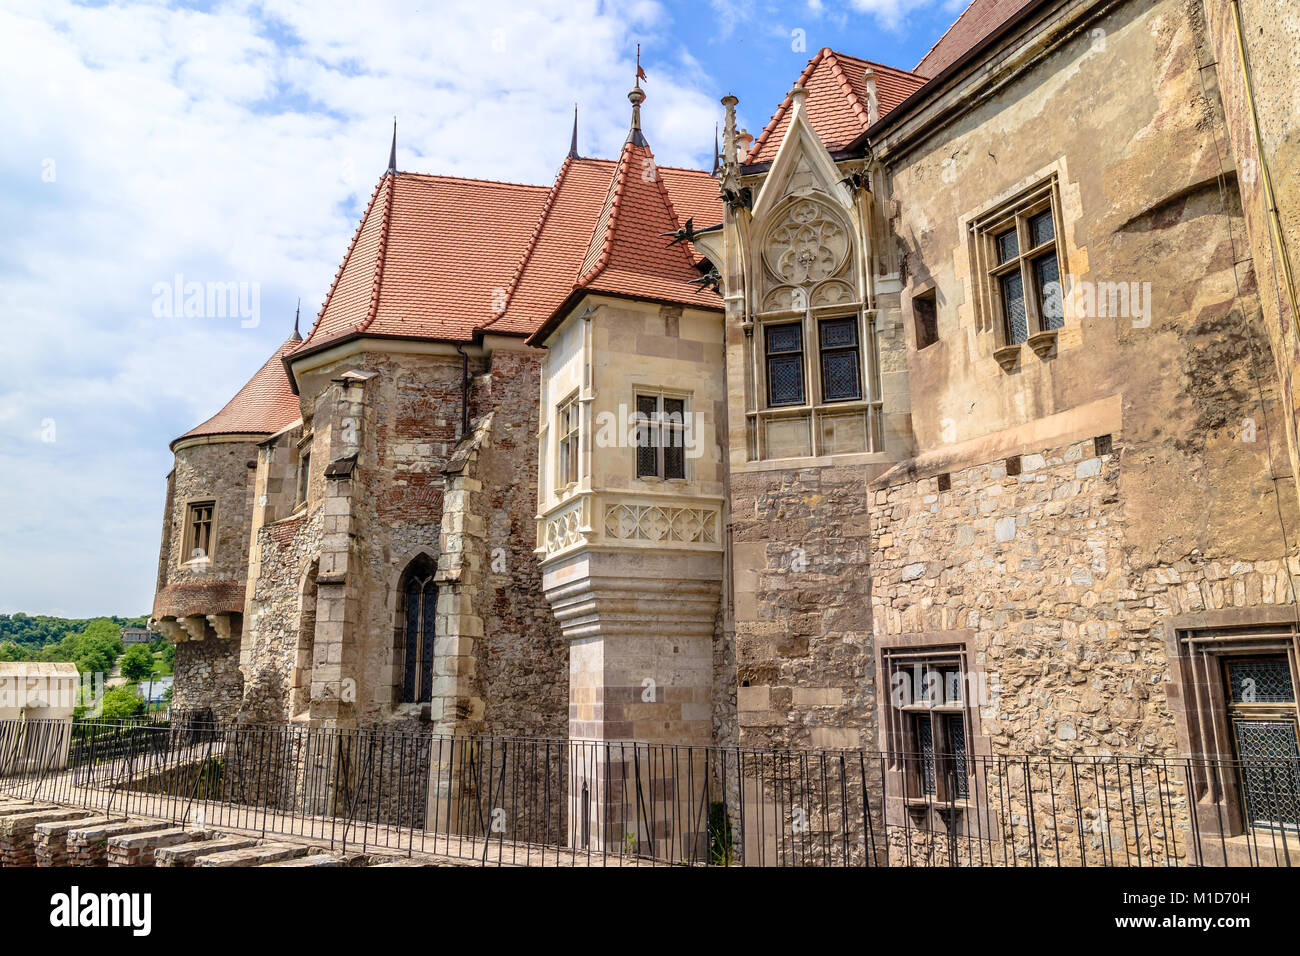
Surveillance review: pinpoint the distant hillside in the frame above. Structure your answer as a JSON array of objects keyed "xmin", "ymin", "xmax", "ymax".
[{"xmin": 0, "ymin": 613, "xmax": 149, "ymax": 649}]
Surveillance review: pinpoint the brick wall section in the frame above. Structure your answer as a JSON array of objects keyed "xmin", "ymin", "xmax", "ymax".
[
  {"xmin": 106, "ymin": 828, "xmax": 205, "ymax": 867},
  {"xmin": 66, "ymin": 820, "xmax": 164, "ymax": 867},
  {"xmin": 0, "ymin": 808, "xmax": 91, "ymax": 866}
]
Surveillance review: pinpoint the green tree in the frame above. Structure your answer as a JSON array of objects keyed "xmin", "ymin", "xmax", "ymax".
[
  {"xmin": 121, "ymin": 643, "xmax": 155, "ymax": 682},
  {"xmin": 98, "ymin": 687, "xmax": 144, "ymax": 719}
]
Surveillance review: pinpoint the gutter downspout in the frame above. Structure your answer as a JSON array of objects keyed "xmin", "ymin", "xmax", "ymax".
[{"xmin": 454, "ymin": 344, "xmax": 470, "ymax": 439}]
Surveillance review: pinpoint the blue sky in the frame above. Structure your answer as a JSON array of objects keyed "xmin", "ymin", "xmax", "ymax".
[{"xmin": 0, "ymin": 0, "xmax": 966, "ymax": 617}]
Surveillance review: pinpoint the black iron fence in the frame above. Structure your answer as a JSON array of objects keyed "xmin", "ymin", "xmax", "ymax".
[{"xmin": 0, "ymin": 718, "xmax": 1295, "ymax": 866}]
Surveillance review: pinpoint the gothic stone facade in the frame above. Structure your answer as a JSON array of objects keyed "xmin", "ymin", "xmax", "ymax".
[{"xmin": 154, "ymin": 0, "xmax": 1300, "ymax": 856}]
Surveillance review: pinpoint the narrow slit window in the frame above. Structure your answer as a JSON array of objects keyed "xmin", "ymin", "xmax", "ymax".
[{"xmin": 557, "ymin": 394, "xmax": 580, "ymax": 487}]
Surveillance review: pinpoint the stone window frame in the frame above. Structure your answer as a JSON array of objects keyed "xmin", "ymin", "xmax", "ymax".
[
  {"xmin": 292, "ymin": 430, "xmax": 313, "ymax": 514},
  {"xmin": 555, "ymin": 389, "xmax": 581, "ymax": 492},
  {"xmin": 392, "ymin": 554, "xmax": 438, "ymax": 707},
  {"xmin": 179, "ymin": 497, "xmax": 217, "ymax": 568},
  {"xmin": 876, "ymin": 630, "xmax": 993, "ymax": 835},
  {"xmin": 751, "ymin": 305, "xmax": 882, "ymax": 460},
  {"xmin": 1164, "ymin": 606, "xmax": 1300, "ymax": 846},
  {"xmin": 968, "ymin": 175, "xmax": 1066, "ymax": 366},
  {"xmin": 631, "ymin": 386, "xmax": 692, "ymax": 483},
  {"xmin": 910, "ymin": 283, "xmax": 939, "ymax": 351}
]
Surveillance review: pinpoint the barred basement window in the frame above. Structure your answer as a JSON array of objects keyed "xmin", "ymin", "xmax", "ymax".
[
  {"xmin": 1173, "ymin": 619, "xmax": 1300, "ymax": 836},
  {"xmin": 884, "ymin": 648, "xmax": 974, "ymax": 804},
  {"xmin": 556, "ymin": 393, "xmax": 580, "ymax": 488},
  {"xmin": 394, "ymin": 555, "xmax": 437, "ymax": 706},
  {"xmin": 765, "ymin": 322, "xmax": 805, "ymax": 407},
  {"xmin": 818, "ymin": 317, "xmax": 861, "ymax": 402},
  {"xmin": 635, "ymin": 392, "xmax": 687, "ymax": 480},
  {"xmin": 183, "ymin": 500, "xmax": 214, "ymax": 564}
]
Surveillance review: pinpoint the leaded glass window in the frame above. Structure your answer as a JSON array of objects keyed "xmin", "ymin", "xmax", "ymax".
[
  {"xmin": 885, "ymin": 648, "xmax": 974, "ymax": 806},
  {"xmin": 1227, "ymin": 658, "xmax": 1296, "ymax": 704},
  {"xmin": 765, "ymin": 322, "xmax": 805, "ymax": 407},
  {"xmin": 1000, "ymin": 272, "xmax": 1027, "ymax": 344},
  {"xmin": 1034, "ymin": 254, "xmax": 1063, "ymax": 331},
  {"xmin": 1223, "ymin": 654, "xmax": 1300, "ymax": 831},
  {"xmin": 975, "ymin": 185, "xmax": 1065, "ymax": 350},
  {"xmin": 395, "ymin": 556, "xmax": 437, "ymax": 705},
  {"xmin": 635, "ymin": 393, "xmax": 688, "ymax": 480},
  {"xmin": 818, "ymin": 318, "xmax": 861, "ymax": 402}
]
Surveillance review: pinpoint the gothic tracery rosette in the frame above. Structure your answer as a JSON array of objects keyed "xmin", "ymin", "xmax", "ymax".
[{"xmin": 763, "ymin": 199, "xmax": 850, "ymax": 287}]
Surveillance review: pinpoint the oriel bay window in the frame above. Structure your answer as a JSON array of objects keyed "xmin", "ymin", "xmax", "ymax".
[{"xmin": 635, "ymin": 392, "xmax": 687, "ymax": 480}]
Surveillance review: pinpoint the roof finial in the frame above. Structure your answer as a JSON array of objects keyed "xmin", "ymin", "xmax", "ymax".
[
  {"xmin": 627, "ymin": 45, "xmax": 648, "ymax": 146},
  {"xmin": 568, "ymin": 103, "xmax": 579, "ymax": 159},
  {"xmin": 387, "ymin": 116, "xmax": 397, "ymax": 173},
  {"xmin": 712, "ymin": 123, "xmax": 720, "ymax": 176},
  {"xmin": 292, "ymin": 298, "xmax": 302, "ymax": 341}
]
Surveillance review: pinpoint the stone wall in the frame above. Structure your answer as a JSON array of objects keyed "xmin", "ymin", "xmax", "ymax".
[
  {"xmin": 173, "ymin": 633, "xmax": 243, "ymax": 721},
  {"xmin": 1203, "ymin": 0, "xmax": 1300, "ymax": 502},
  {"xmin": 730, "ymin": 462, "xmax": 891, "ymax": 750},
  {"xmin": 235, "ymin": 342, "xmax": 566, "ymax": 739},
  {"xmin": 870, "ymin": 432, "xmax": 1298, "ymax": 754}
]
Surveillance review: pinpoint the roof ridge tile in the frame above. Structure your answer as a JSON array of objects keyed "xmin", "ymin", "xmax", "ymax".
[
  {"xmin": 356, "ymin": 174, "xmax": 396, "ymax": 333},
  {"xmin": 487, "ymin": 157, "xmax": 575, "ymax": 326},
  {"xmin": 305, "ymin": 174, "xmax": 387, "ymax": 341}
]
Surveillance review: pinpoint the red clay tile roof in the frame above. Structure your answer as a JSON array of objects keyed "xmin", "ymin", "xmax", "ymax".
[
  {"xmin": 172, "ymin": 334, "xmax": 302, "ymax": 449},
  {"xmin": 299, "ymin": 173, "xmax": 551, "ymax": 352},
  {"xmin": 573, "ymin": 139, "xmax": 717, "ymax": 310},
  {"xmin": 745, "ymin": 48, "xmax": 926, "ymax": 165},
  {"xmin": 291, "ymin": 154, "xmax": 723, "ymax": 347},
  {"xmin": 914, "ymin": 0, "xmax": 1039, "ymax": 78}
]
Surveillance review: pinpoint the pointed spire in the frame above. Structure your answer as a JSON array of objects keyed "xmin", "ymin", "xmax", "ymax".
[
  {"xmin": 711, "ymin": 123, "xmax": 720, "ymax": 176},
  {"xmin": 626, "ymin": 45, "xmax": 648, "ymax": 147},
  {"xmin": 568, "ymin": 103, "xmax": 579, "ymax": 159},
  {"xmin": 387, "ymin": 116, "xmax": 397, "ymax": 173},
  {"xmin": 292, "ymin": 298, "xmax": 302, "ymax": 341}
]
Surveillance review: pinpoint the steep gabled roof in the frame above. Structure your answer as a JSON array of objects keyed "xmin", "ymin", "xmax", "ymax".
[
  {"xmin": 297, "ymin": 172, "xmax": 551, "ymax": 353},
  {"xmin": 915, "ymin": 0, "xmax": 1039, "ymax": 78},
  {"xmin": 477, "ymin": 154, "xmax": 724, "ymax": 338},
  {"xmin": 574, "ymin": 138, "xmax": 713, "ymax": 308},
  {"xmin": 745, "ymin": 48, "xmax": 927, "ymax": 165},
  {"xmin": 292, "ymin": 156, "xmax": 723, "ymax": 351},
  {"xmin": 172, "ymin": 334, "xmax": 302, "ymax": 449}
]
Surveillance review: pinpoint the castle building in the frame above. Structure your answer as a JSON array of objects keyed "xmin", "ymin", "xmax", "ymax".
[{"xmin": 154, "ymin": 0, "xmax": 1300, "ymax": 850}]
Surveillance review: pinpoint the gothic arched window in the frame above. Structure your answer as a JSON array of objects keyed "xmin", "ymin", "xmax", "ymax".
[{"xmin": 394, "ymin": 555, "xmax": 437, "ymax": 704}]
